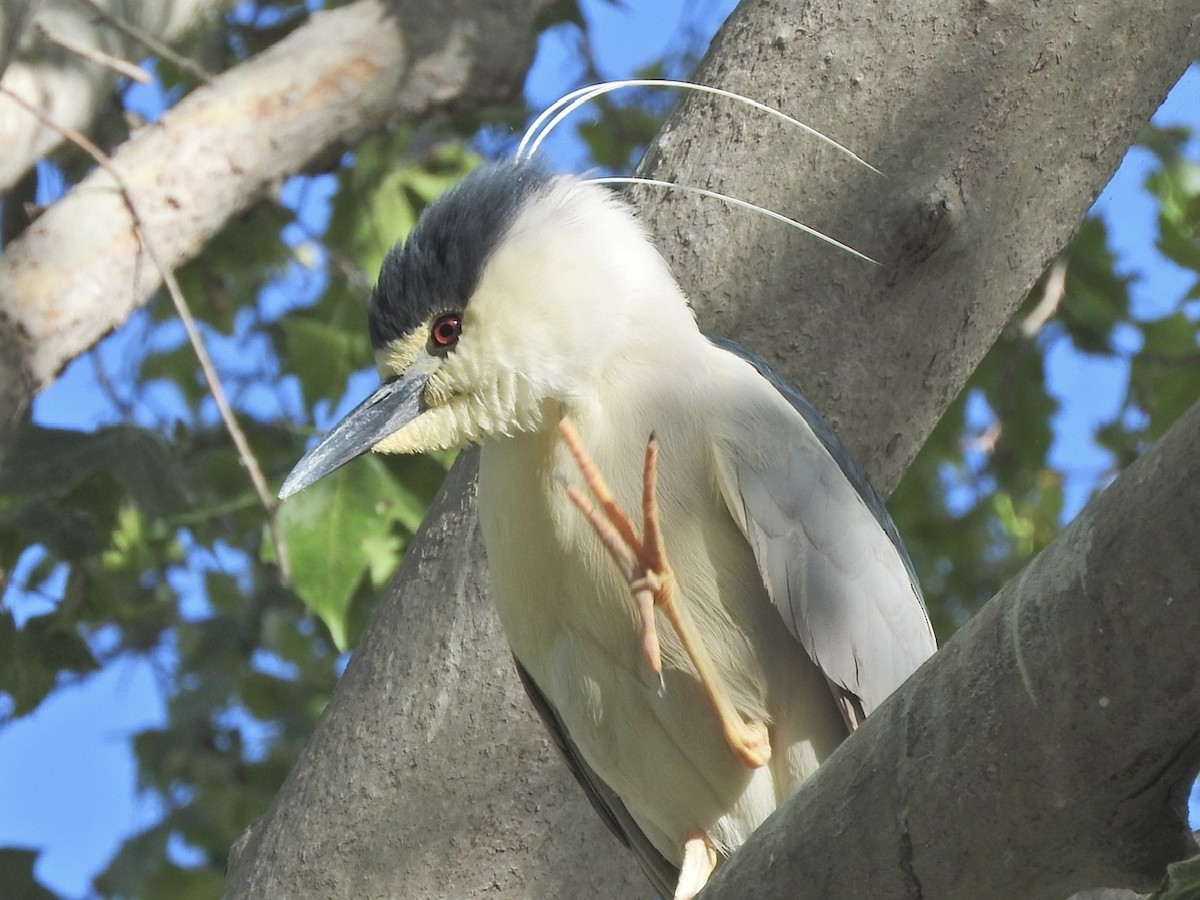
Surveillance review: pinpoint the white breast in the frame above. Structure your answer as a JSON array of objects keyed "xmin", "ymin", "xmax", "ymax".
[{"xmin": 477, "ymin": 356, "xmax": 846, "ymax": 862}]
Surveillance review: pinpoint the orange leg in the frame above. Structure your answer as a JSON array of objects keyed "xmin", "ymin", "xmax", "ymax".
[{"xmin": 558, "ymin": 417, "xmax": 771, "ymax": 769}]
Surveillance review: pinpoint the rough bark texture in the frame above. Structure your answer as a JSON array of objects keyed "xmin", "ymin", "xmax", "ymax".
[
  {"xmin": 701, "ymin": 401, "xmax": 1200, "ymax": 899},
  {"xmin": 0, "ymin": 0, "xmax": 553, "ymax": 437},
  {"xmin": 635, "ymin": 0, "xmax": 1200, "ymax": 495},
  {"xmin": 224, "ymin": 1, "xmax": 1200, "ymax": 899}
]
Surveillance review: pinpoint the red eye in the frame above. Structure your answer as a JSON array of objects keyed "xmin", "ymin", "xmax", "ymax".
[{"xmin": 431, "ymin": 313, "xmax": 462, "ymax": 348}]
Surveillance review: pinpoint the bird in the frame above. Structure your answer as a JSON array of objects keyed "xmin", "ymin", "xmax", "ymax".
[{"xmin": 279, "ymin": 158, "xmax": 937, "ymax": 899}]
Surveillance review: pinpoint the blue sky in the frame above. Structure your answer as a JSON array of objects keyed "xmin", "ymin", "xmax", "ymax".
[{"xmin": 0, "ymin": 2, "xmax": 1197, "ymax": 896}]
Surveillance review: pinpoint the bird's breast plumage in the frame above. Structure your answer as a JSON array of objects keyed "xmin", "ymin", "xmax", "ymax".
[{"xmin": 477, "ymin": 348, "xmax": 847, "ymax": 861}]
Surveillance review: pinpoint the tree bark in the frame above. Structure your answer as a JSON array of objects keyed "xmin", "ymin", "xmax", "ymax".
[
  {"xmin": 0, "ymin": 0, "xmax": 236, "ymax": 193},
  {"xmin": 225, "ymin": 1, "xmax": 1200, "ymax": 899},
  {"xmin": 701, "ymin": 400, "xmax": 1200, "ymax": 899},
  {"xmin": 0, "ymin": 0, "xmax": 553, "ymax": 437},
  {"xmin": 639, "ymin": 0, "xmax": 1199, "ymax": 494}
]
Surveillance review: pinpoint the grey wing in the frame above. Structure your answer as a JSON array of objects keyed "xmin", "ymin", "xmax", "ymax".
[
  {"xmin": 514, "ymin": 660, "xmax": 678, "ymax": 897},
  {"xmin": 707, "ymin": 336, "xmax": 936, "ymax": 725}
]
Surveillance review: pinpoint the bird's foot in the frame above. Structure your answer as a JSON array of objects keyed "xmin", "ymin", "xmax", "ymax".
[
  {"xmin": 557, "ymin": 418, "xmax": 667, "ymax": 675},
  {"xmin": 558, "ymin": 417, "xmax": 772, "ymax": 769},
  {"xmin": 674, "ymin": 832, "xmax": 718, "ymax": 900}
]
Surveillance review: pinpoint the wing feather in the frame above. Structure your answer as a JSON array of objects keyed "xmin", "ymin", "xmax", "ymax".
[{"xmin": 707, "ymin": 336, "xmax": 936, "ymax": 723}]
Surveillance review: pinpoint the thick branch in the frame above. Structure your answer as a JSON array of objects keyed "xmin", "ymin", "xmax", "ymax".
[
  {"xmin": 640, "ymin": 0, "xmax": 1199, "ymax": 493},
  {"xmin": 225, "ymin": 0, "xmax": 1199, "ymax": 898},
  {"xmin": 0, "ymin": 0, "xmax": 553, "ymax": 436},
  {"xmin": 702, "ymin": 399, "xmax": 1200, "ymax": 898}
]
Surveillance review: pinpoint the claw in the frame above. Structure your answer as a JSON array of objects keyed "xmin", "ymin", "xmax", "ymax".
[{"xmin": 565, "ymin": 481, "xmax": 663, "ymax": 675}]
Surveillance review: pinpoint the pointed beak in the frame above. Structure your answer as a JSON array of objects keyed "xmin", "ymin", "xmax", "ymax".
[{"xmin": 278, "ymin": 371, "xmax": 428, "ymax": 500}]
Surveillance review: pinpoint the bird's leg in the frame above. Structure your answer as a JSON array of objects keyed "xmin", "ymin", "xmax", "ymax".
[
  {"xmin": 674, "ymin": 832, "xmax": 718, "ymax": 900},
  {"xmin": 556, "ymin": 418, "xmax": 665, "ymax": 676},
  {"xmin": 558, "ymin": 417, "xmax": 771, "ymax": 769}
]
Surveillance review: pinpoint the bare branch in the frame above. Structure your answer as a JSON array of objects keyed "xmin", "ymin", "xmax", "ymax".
[
  {"xmin": 35, "ymin": 20, "xmax": 151, "ymax": 84},
  {"xmin": 71, "ymin": 0, "xmax": 215, "ymax": 83},
  {"xmin": 0, "ymin": 0, "xmax": 236, "ymax": 192}
]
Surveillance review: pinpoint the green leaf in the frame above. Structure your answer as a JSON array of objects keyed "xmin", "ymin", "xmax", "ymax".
[
  {"xmin": 240, "ymin": 671, "xmax": 291, "ymax": 721},
  {"xmin": 175, "ymin": 616, "xmax": 246, "ymax": 678},
  {"xmin": 278, "ymin": 315, "xmax": 371, "ymax": 409},
  {"xmin": 1129, "ymin": 357, "xmax": 1200, "ymax": 442},
  {"xmin": 277, "ymin": 455, "xmax": 426, "ymax": 650},
  {"xmin": 327, "ymin": 136, "xmax": 479, "ymax": 279},
  {"xmin": 1147, "ymin": 158, "xmax": 1200, "ymax": 223},
  {"xmin": 0, "ymin": 612, "xmax": 55, "ymax": 718},
  {"xmin": 1157, "ymin": 211, "xmax": 1200, "ymax": 271},
  {"xmin": 1139, "ymin": 312, "xmax": 1199, "ymax": 358},
  {"xmin": 0, "ymin": 848, "xmax": 57, "ymax": 900},
  {"xmin": 21, "ymin": 612, "xmax": 98, "ymax": 674},
  {"xmin": 360, "ymin": 531, "xmax": 403, "ymax": 586},
  {"xmin": 1137, "ymin": 123, "xmax": 1193, "ymax": 165},
  {"xmin": 1145, "ymin": 153, "xmax": 1200, "ymax": 271},
  {"xmin": 140, "ymin": 343, "xmax": 205, "ymax": 411},
  {"xmin": 0, "ymin": 424, "xmax": 188, "ymax": 520},
  {"xmin": 1061, "ymin": 217, "xmax": 1131, "ymax": 354},
  {"xmin": 977, "ymin": 336, "xmax": 1057, "ymax": 475},
  {"xmin": 174, "ymin": 203, "xmax": 292, "ymax": 335},
  {"xmin": 579, "ymin": 104, "xmax": 661, "ymax": 171},
  {"xmin": 93, "ymin": 825, "xmax": 170, "ymax": 898},
  {"xmin": 260, "ymin": 602, "xmax": 323, "ymax": 670},
  {"xmin": 1094, "ymin": 418, "xmax": 1141, "ymax": 467},
  {"xmin": 0, "ymin": 610, "xmax": 99, "ymax": 718},
  {"xmin": 535, "ymin": 0, "xmax": 586, "ymax": 29},
  {"xmin": 0, "ymin": 482, "xmax": 113, "ymax": 562},
  {"xmin": 204, "ymin": 571, "xmax": 245, "ymax": 615},
  {"xmin": 144, "ymin": 866, "xmax": 225, "ymax": 900}
]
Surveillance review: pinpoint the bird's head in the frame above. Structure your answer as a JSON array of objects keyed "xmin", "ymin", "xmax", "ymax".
[{"xmin": 279, "ymin": 160, "xmax": 694, "ymax": 499}]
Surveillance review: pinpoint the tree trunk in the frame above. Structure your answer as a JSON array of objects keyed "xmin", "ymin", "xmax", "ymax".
[{"xmin": 225, "ymin": 1, "xmax": 1200, "ymax": 898}]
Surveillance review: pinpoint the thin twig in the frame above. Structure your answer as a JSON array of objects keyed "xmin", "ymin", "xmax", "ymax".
[
  {"xmin": 35, "ymin": 21, "xmax": 152, "ymax": 84},
  {"xmin": 0, "ymin": 84, "xmax": 292, "ymax": 583},
  {"xmin": 72, "ymin": 0, "xmax": 215, "ymax": 83}
]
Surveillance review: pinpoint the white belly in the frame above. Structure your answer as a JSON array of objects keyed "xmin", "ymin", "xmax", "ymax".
[{"xmin": 477, "ymin": 410, "xmax": 844, "ymax": 862}]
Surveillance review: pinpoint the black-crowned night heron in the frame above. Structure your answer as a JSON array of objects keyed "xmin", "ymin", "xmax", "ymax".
[{"xmin": 279, "ymin": 159, "xmax": 936, "ymax": 899}]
